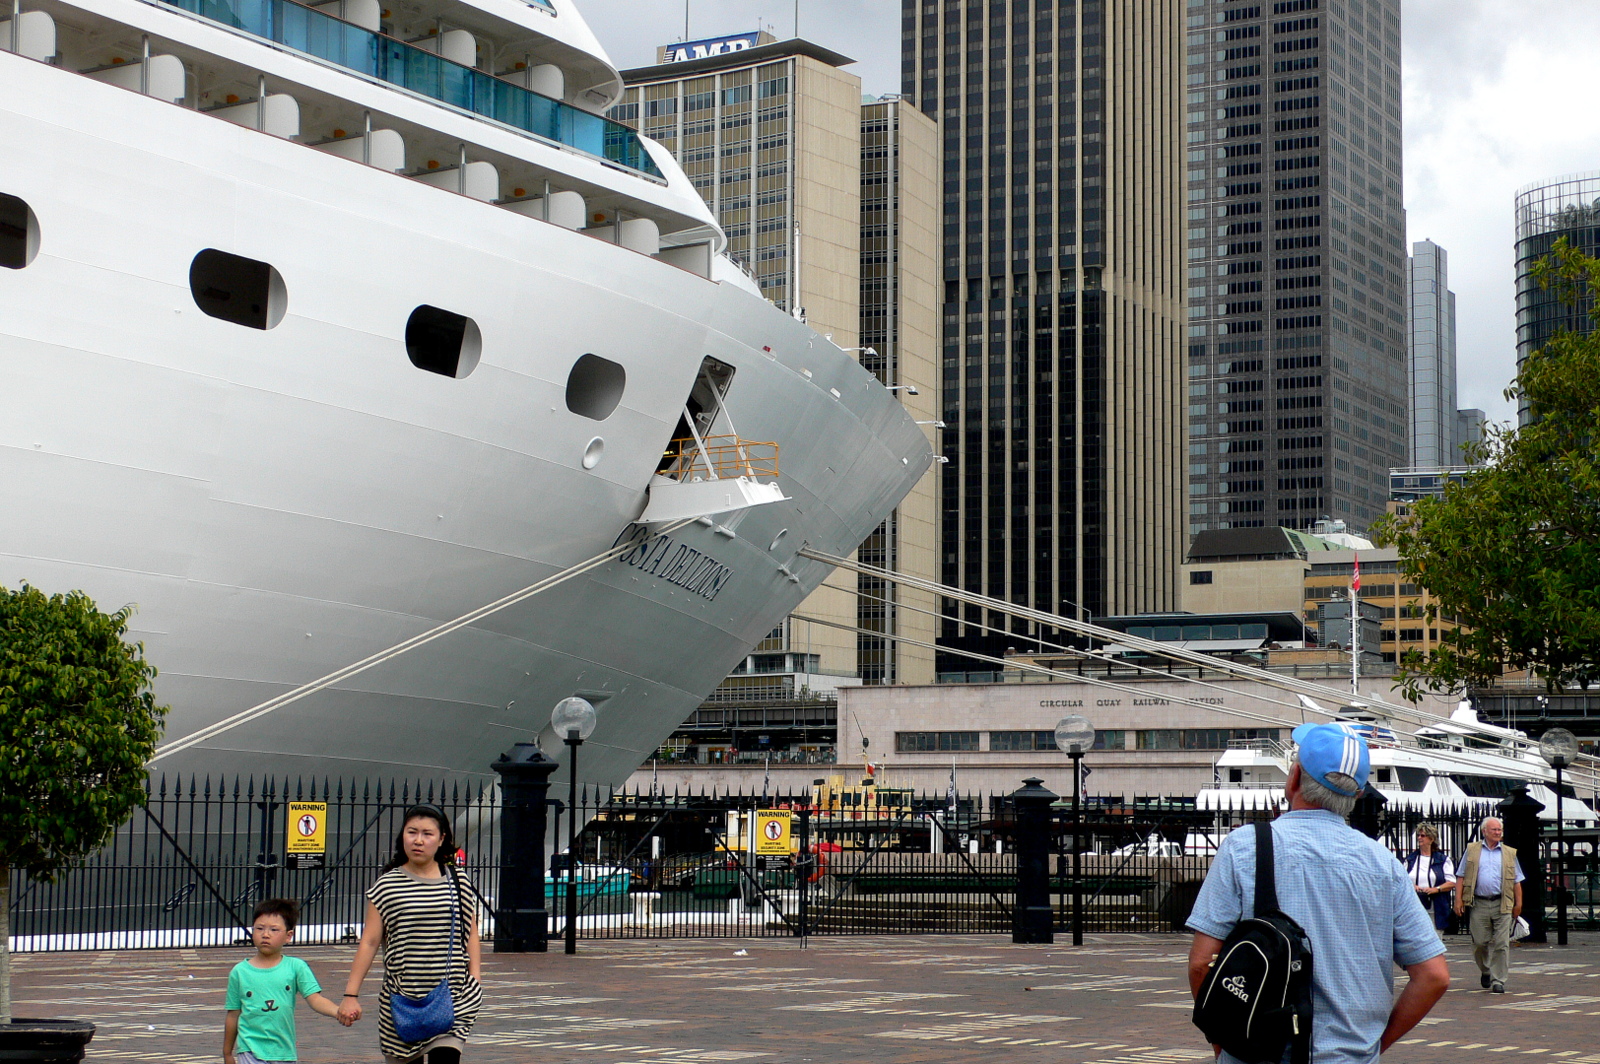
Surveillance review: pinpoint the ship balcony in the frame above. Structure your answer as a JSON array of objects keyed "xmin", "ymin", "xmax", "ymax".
[
  {"xmin": 656, "ymin": 435, "xmax": 779, "ymax": 484},
  {"xmin": 639, "ymin": 436, "xmax": 788, "ymax": 524},
  {"xmin": 154, "ymin": 0, "xmax": 660, "ymax": 178},
  {"xmin": 1223, "ymin": 737, "xmax": 1291, "ymax": 759}
]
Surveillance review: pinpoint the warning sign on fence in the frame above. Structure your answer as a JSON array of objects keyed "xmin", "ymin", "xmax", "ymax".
[
  {"xmin": 755, "ymin": 809, "xmax": 792, "ymax": 856},
  {"xmin": 286, "ymin": 802, "xmax": 327, "ymax": 870}
]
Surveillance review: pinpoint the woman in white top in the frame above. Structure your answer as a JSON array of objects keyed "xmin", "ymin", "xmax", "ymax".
[{"xmin": 1404, "ymin": 823, "xmax": 1456, "ymax": 934}]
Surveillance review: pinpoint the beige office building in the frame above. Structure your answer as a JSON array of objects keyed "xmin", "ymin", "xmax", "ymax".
[
  {"xmin": 613, "ymin": 39, "xmax": 940, "ymax": 702},
  {"xmin": 856, "ymin": 96, "xmax": 939, "ymax": 685}
]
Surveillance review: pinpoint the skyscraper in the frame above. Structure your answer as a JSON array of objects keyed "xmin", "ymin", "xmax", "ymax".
[
  {"xmin": 857, "ymin": 96, "xmax": 941, "ymax": 684},
  {"xmin": 617, "ymin": 35, "xmax": 866, "ymax": 698},
  {"xmin": 1406, "ymin": 239, "xmax": 1457, "ymax": 467},
  {"xmin": 1455, "ymin": 407, "xmax": 1484, "ymax": 456},
  {"xmin": 1185, "ymin": 0, "xmax": 1409, "ymax": 534},
  {"xmin": 617, "ymin": 33, "xmax": 862, "ymax": 334},
  {"xmin": 905, "ymin": 0, "xmax": 1188, "ymax": 662},
  {"xmin": 614, "ymin": 35, "xmax": 940, "ymax": 721},
  {"xmin": 1514, "ymin": 172, "xmax": 1600, "ymax": 425}
]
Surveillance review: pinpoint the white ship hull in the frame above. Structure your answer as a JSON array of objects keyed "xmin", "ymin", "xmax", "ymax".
[{"xmin": 0, "ymin": 51, "xmax": 931, "ymax": 789}]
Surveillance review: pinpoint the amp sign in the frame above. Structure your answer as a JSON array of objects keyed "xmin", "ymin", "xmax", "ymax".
[{"xmin": 661, "ymin": 32, "xmax": 763, "ymax": 63}]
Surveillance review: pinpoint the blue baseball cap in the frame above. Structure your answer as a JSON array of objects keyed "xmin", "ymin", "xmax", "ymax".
[{"xmin": 1291, "ymin": 721, "xmax": 1370, "ymax": 797}]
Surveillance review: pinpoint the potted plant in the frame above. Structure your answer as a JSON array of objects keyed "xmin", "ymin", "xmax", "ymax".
[{"xmin": 0, "ymin": 585, "xmax": 167, "ymax": 1061}]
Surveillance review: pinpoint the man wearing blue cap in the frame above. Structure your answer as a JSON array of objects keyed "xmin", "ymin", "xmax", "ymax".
[{"xmin": 1187, "ymin": 722, "xmax": 1450, "ymax": 1064}]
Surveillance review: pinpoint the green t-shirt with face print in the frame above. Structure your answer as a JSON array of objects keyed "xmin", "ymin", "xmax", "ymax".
[{"xmin": 226, "ymin": 955, "xmax": 320, "ymax": 1061}]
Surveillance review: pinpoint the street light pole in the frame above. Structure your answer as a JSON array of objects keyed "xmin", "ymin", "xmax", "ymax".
[
  {"xmin": 1538, "ymin": 727, "xmax": 1578, "ymax": 948},
  {"xmin": 1070, "ymin": 748, "xmax": 1084, "ymax": 947},
  {"xmin": 1053, "ymin": 714, "xmax": 1094, "ymax": 948},
  {"xmin": 551, "ymin": 696, "xmax": 599, "ymax": 957},
  {"xmin": 1555, "ymin": 761, "xmax": 1567, "ymax": 947},
  {"xmin": 564, "ymin": 726, "xmax": 581, "ymax": 956}
]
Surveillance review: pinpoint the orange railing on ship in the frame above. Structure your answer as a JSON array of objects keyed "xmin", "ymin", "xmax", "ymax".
[{"xmin": 658, "ymin": 435, "xmax": 779, "ymax": 481}]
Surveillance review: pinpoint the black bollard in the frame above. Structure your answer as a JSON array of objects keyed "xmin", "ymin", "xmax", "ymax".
[
  {"xmin": 1011, "ymin": 776, "xmax": 1058, "ymax": 944},
  {"xmin": 1498, "ymin": 787, "xmax": 1546, "ymax": 943},
  {"xmin": 492, "ymin": 742, "xmax": 559, "ymax": 953}
]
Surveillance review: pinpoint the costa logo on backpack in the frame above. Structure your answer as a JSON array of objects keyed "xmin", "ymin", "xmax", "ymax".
[{"xmin": 1193, "ymin": 822, "xmax": 1314, "ymax": 1064}]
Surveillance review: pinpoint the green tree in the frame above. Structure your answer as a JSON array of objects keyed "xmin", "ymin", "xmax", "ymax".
[
  {"xmin": 1372, "ymin": 237, "xmax": 1600, "ymax": 697},
  {"xmin": 0, "ymin": 585, "xmax": 166, "ymax": 1023}
]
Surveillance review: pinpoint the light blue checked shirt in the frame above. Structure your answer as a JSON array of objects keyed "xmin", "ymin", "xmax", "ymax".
[{"xmin": 1188, "ymin": 809, "xmax": 1445, "ymax": 1064}]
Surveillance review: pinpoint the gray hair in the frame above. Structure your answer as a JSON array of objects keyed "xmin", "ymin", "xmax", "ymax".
[
  {"xmin": 1479, "ymin": 816, "xmax": 1502, "ymax": 839},
  {"xmin": 1293, "ymin": 753, "xmax": 1360, "ymax": 817}
]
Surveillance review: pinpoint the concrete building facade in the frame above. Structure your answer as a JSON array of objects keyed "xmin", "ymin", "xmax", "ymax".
[
  {"xmin": 905, "ymin": 0, "xmax": 1189, "ymax": 668},
  {"xmin": 1180, "ymin": 524, "xmax": 1339, "ymax": 614},
  {"xmin": 1302, "ymin": 546, "xmax": 1463, "ymax": 664},
  {"xmin": 614, "ymin": 38, "xmax": 941, "ymax": 717},
  {"xmin": 617, "ymin": 36, "xmax": 864, "ymax": 693},
  {"xmin": 857, "ymin": 96, "xmax": 941, "ymax": 684},
  {"xmin": 625, "ymin": 674, "xmax": 1465, "ymax": 798},
  {"xmin": 1185, "ymin": 0, "xmax": 1410, "ymax": 534},
  {"xmin": 1406, "ymin": 239, "xmax": 1457, "ymax": 467}
]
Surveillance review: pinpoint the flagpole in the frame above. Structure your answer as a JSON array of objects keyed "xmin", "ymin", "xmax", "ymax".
[{"xmin": 1351, "ymin": 550, "xmax": 1360, "ymax": 697}]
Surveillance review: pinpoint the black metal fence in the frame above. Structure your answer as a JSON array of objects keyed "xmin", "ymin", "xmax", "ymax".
[
  {"xmin": 7, "ymin": 776, "xmax": 501, "ymax": 951},
  {"xmin": 8, "ymin": 777, "xmax": 1597, "ymax": 951}
]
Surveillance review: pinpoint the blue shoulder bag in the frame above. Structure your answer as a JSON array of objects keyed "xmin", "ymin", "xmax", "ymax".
[{"xmin": 389, "ymin": 865, "xmax": 459, "ymax": 1044}]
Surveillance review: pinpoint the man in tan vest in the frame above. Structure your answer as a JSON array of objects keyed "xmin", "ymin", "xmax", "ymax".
[{"xmin": 1453, "ymin": 816, "xmax": 1524, "ymax": 993}]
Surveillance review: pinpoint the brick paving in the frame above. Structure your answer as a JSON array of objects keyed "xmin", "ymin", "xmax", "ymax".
[{"xmin": 10, "ymin": 931, "xmax": 1600, "ymax": 1063}]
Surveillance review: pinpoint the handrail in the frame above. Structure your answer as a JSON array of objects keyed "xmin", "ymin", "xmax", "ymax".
[
  {"xmin": 658, "ymin": 434, "xmax": 778, "ymax": 482},
  {"xmin": 158, "ymin": 0, "xmax": 662, "ymax": 178}
]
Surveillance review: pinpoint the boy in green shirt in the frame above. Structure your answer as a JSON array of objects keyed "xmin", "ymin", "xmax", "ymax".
[{"xmin": 224, "ymin": 898, "xmax": 341, "ymax": 1064}]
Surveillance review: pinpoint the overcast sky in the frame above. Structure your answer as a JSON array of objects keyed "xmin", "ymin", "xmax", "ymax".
[{"xmin": 580, "ymin": 0, "xmax": 1600, "ymax": 426}]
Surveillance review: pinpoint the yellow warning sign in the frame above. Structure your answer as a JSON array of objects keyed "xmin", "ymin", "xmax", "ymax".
[
  {"xmin": 287, "ymin": 802, "xmax": 327, "ymax": 855},
  {"xmin": 755, "ymin": 809, "xmax": 792, "ymax": 856}
]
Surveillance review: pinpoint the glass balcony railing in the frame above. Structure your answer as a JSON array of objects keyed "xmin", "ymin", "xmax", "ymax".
[{"xmin": 163, "ymin": 0, "xmax": 662, "ymax": 178}]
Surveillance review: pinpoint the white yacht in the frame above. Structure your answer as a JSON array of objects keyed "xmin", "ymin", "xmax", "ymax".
[
  {"xmin": 0, "ymin": 0, "xmax": 931, "ymax": 789},
  {"xmin": 1199, "ymin": 701, "xmax": 1598, "ymax": 824}
]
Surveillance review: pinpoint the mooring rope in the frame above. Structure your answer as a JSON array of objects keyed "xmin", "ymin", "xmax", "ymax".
[{"xmin": 150, "ymin": 518, "xmax": 692, "ymax": 763}]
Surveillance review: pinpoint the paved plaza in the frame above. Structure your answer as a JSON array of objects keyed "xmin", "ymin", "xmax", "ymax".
[{"xmin": 10, "ymin": 931, "xmax": 1600, "ymax": 1063}]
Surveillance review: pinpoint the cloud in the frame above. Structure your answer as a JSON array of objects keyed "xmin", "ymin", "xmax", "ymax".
[{"xmin": 1403, "ymin": 0, "xmax": 1600, "ymax": 426}]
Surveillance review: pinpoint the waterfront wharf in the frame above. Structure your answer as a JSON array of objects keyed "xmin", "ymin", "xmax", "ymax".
[{"xmin": 10, "ymin": 932, "xmax": 1600, "ymax": 1063}]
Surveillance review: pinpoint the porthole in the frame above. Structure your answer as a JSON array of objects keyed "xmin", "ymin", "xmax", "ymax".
[
  {"xmin": 0, "ymin": 192, "xmax": 41, "ymax": 269},
  {"xmin": 405, "ymin": 305, "xmax": 482, "ymax": 378},
  {"xmin": 582, "ymin": 436, "xmax": 605, "ymax": 469},
  {"xmin": 189, "ymin": 249, "xmax": 286, "ymax": 329},
  {"xmin": 565, "ymin": 353, "xmax": 626, "ymax": 420}
]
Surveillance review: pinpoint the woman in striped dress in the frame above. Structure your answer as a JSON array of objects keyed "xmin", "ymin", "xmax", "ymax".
[{"xmin": 337, "ymin": 805, "xmax": 483, "ymax": 1063}]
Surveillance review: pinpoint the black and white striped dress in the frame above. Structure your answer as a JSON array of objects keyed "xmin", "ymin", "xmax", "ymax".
[{"xmin": 368, "ymin": 866, "xmax": 482, "ymax": 1061}]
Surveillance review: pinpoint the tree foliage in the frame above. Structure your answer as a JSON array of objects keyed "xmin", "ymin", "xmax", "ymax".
[
  {"xmin": 1372, "ymin": 238, "xmax": 1600, "ymax": 695},
  {"xmin": 0, "ymin": 585, "xmax": 167, "ymax": 878}
]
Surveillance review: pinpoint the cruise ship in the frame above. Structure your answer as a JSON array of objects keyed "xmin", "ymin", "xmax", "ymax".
[{"xmin": 0, "ymin": 0, "xmax": 931, "ymax": 790}]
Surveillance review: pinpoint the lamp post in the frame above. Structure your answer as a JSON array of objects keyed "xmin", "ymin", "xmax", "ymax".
[
  {"xmin": 1539, "ymin": 727, "xmax": 1579, "ymax": 946},
  {"xmin": 1054, "ymin": 714, "xmax": 1094, "ymax": 946},
  {"xmin": 552, "ymin": 696, "xmax": 598, "ymax": 956}
]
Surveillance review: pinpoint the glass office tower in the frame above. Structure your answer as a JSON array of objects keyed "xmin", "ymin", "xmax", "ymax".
[
  {"xmin": 1185, "ymin": 0, "xmax": 1408, "ymax": 533},
  {"xmin": 1406, "ymin": 239, "xmax": 1457, "ymax": 467},
  {"xmin": 905, "ymin": 0, "xmax": 1188, "ymax": 664},
  {"xmin": 1514, "ymin": 172, "xmax": 1600, "ymax": 425}
]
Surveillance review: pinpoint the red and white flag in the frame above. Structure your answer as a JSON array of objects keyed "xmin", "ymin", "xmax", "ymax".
[{"xmin": 1352, "ymin": 554, "xmax": 1361, "ymax": 594}]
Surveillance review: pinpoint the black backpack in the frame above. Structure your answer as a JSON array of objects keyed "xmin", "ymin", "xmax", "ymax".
[{"xmin": 1193, "ymin": 821, "xmax": 1314, "ymax": 1064}]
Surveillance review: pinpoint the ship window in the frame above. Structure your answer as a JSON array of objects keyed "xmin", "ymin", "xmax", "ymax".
[
  {"xmin": 405, "ymin": 305, "xmax": 482, "ymax": 378},
  {"xmin": 189, "ymin": 249, "xmax": 286, "ymax": 329},
  {"xmin": 565, "ymin": 353, "xmax": 626, "ymax": 419},
  {"xmin": 0, "ymin": 193, "xmax": 40, "ymax": 269}
]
